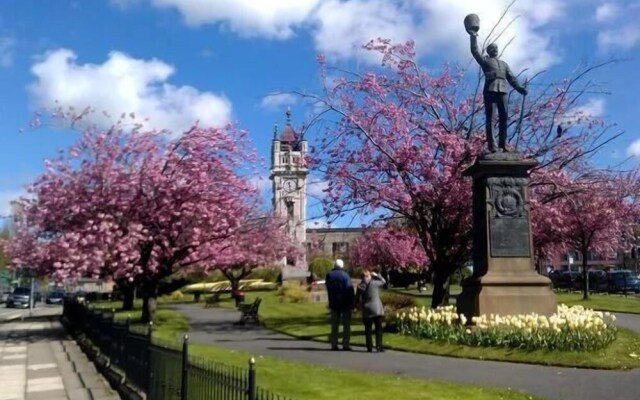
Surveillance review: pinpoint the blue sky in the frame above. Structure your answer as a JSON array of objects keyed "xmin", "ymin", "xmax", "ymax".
[{"xmin": 0, "ymin": 0, "xmax": 639, "ymax": 226}]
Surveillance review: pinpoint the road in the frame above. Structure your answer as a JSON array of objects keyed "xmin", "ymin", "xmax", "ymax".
[{"xmin": 0, "ymin": 304, "xmax": 62, "ymax": 322}]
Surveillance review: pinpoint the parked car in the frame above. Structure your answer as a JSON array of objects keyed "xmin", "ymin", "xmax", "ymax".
[
  {"xmin": 550, "ymin": 271, "xmax": 581, "ymax": 290},
  {"xmin": 607, "ymin": 270, "xmax": 640, "ymax": 293},
  {"xmin": 46, "ymin": 291, "xmax": 65, "ymax": 305},
  {"xmin": 587, "ymin": 270, "xmax": 609, "ymax": 293},
  {"xmin": 0, "ymin": 290, "xmax": 11, "ymax": 304},
  {"xmin": 6, "ymin": 287, "xmax": 36, "ymax": 308}
]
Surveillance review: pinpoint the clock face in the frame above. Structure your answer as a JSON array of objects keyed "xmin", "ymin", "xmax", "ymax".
[{"xmin": 283, "ymin": 179, "xmax": 296, "ymax": 193}]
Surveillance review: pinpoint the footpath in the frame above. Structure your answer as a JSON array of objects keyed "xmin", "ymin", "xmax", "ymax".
[
  {"xmin": 0, "ymin": 310, "xmax": 119, "ymax": 400},
  {"xmin": 175, "ymin": 304, "xmax": 640, "ymax": 400}
]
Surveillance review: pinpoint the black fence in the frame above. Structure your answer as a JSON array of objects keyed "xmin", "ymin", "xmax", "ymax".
[{"xmin": 62, "ymin": 301, "xmax": 292, "ymax": 400}]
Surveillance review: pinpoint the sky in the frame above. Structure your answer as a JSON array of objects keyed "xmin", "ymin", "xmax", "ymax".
[{"xmin": 0, "ymin": 0, "xmax": 639, "ymax": 227}]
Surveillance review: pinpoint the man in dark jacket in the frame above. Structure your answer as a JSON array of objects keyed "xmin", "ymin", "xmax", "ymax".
[{"xmin": 325, "ymin": 259, "xmax": 354, "ymax": 350}]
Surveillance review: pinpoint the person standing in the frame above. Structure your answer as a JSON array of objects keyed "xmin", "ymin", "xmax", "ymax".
[
  {"xmin": 325, "ymin": 259, "xmax": 354, "ymax": 351},
  {"xmin": 357, "ymin": 270, "xmax": 386, "ymax": 353}
]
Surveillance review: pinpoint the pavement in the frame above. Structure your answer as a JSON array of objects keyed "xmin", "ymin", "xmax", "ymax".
[
  {"xmin": 174, "ymin": 304, "xmax": 640, "ymax": 400},
  {"xmin": 0, "ymin": 305, "xmax": 61, "ymax": 323},
  {"xmin": 0, "ymin": 309, "xmax": 120, "ymax": 400}
]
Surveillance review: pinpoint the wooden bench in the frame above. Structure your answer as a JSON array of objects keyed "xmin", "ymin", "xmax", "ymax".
[
  {"xmin": 237, "ymin": 297, "xmax": 262, "ymax": 325},
  {"xmin": 204, "ymin": 292, "xmax": 222, "ymax": 308}
]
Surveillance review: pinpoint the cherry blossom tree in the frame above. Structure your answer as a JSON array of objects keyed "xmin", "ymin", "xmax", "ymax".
[
  {"xmin": 303, "ymin": 40, "xmax": 625, "ymax": 308},
  {"xmin": 350, "ymin": 225, "xmax": 427, "ymax": 287},
  {"xmin": 7, "ymin": 114, "xmax": 293, "ymax": 321},
  {"xmin": 212, "ymin": 216, "xmax": 300, "ymax": 293},
  {"xmin": 535, "ymin": 171, "xmax": 640, "ymax": 299}
]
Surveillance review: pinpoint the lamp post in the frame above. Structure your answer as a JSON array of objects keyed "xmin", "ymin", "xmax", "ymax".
[{"xmin": 568, "ymin": 256, "xmax": 574, "ymax": 272}]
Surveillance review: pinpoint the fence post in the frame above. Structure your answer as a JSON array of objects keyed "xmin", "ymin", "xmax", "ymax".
[
  {"xmin": 247, "ymin": 358, "xmax": 256, "ymax": 400},
  {"xmin": 147, "ymin": 321, "xmax": 153, "ymax": 394},
  {"xmin": 181, "ymin": 334, "xmax": 189, "ymax": 400}
]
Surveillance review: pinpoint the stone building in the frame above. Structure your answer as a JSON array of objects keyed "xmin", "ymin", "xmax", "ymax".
[{"xmin": 306, "ymin": 227, "xmax": 364, "ymax": 260}]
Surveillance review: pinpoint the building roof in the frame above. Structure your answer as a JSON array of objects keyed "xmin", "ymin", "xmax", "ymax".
[{"xmin": 279, "ymin": 125, "xmax": 298, "ymax": 143}]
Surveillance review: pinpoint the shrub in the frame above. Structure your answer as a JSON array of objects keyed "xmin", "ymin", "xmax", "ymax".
[
  {"xmin": 247, "ymin": 267, "xmax": 280, "ymax": 282},
  {"xmin": 169, "ymin": 290, "xmax": 184, "ymax": 301},
  {"xmin": 450, "ymin": 267, "xmax": 472, "ymax": 285},
  {"xmin": 277, "ymin": 282, "xmax": 309, "ymax": 303},
  {"xmin": 391, "ymin": 304, "xmax": 617, "ymax": 351},
  {"xmin": 204, "ymin": 270, "xmax": 228, "ymax": 282},
  {"xmin": 379, "ymin": 292, "xmax": 417, "ymax": 312},
  {"xmin": 309, "ymin": 257, "xmax": 334, "ymax": 279}
]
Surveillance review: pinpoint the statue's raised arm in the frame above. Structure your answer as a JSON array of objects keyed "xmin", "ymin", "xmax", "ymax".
[{"xmin": 469, "ymin": 31, "xmax": 484, "ymax": 66}]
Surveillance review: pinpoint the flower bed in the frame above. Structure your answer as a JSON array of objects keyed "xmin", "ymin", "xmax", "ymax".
[{"xmin": 393, "ymin": 305, "xmax": 617, "ymax": 351}]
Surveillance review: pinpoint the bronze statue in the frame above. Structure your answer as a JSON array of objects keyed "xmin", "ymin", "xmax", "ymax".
[{"xmin": 465, "ymin": 14, "xmax": 527, "ymax": 152}]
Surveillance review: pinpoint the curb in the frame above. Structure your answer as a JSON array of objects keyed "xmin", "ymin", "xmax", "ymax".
[
  {"xmin": 62, "ymin": 316, "xmax": 145, "ymax": 400},
  {"xmin": 0, "ymin": 312, "xmax": 23, "ymax": 323}
]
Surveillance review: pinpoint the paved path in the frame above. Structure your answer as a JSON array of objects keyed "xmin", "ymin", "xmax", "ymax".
[
  {"xmin": 174, "ymin": 304, "xmax": 640, "ymax": 400},
  {"xmin": 614, "ymin": 312, "xmax": 640, "ymax": 332},
  {"xmin": 0, "ymin": 313, "xmax": 120, "ymax": 400},
  {"xmin": 0, "ymin": 306, "xmax": 63, "ymax": 323}
]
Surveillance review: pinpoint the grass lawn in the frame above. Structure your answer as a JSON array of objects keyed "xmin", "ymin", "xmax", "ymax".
[
  {"xmin": 139, "ymin": 306, "xmax": 541, "ymax": 400},
  {"xmin": 216, "ymin": 291, "xmax": 640, "ymax": 370},
  {"xmin": 556, "ymin": 293, "xmax": 640, "ymax": 315}
]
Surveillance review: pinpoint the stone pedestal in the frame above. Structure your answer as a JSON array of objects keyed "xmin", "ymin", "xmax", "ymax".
[{"xmin": 457, "ymin": 153, "xmax": 556, "ymax": 320}]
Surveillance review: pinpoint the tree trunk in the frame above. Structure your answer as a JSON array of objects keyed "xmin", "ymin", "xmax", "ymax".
[
  {"xmin": 230, "ymin": 278, "xmax": 240, "ymax": 292},
  {"xmin": 431, "ymin": 268, "xmax": 451, "ymax": 308},
  {"xmin": 582, "ymin": 249, "xmax": 590, "ymax": 301},
  {"xmin": 141, "ymin": 280, "xmax": 158, "ymax": 323},
  {"xmin": 381, "ymin": 266, "xmax": 390, "ymax": 289},
  {"xmin": 121, "ymin": 284, "xmax": 135, "ymax": 311}
]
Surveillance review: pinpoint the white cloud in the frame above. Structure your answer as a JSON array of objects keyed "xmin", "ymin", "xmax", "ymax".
[
  {"xmin": 249, "ymin": 175, "xmax": 272, "ymax": 195},
  {"xmin": 575, "ymin": 98, "xmax": 606, "ymax": 118},
  {"xmin": 260, "ymin": 93, "xmax": 297, "ymax": 111},
  {"xmin": 629, "ymin": 139, "xmax": 640, "ymax": 157},
  {"xmin": 412, "ymin": 0, "xmax": 563, "ymax": 72},
  {"xmin": 28, "ymin": 49, "xmax": 232, "ymax": 135},
  {"xmin": 0, "ymin": 190, "xmax": 24, "ymax": 218},
  {"xmin": 557, "ymin": 98, "xmax": 606, "ymax": 127},
  {"xmin": 598, "ymin": 25, "xmax": 640, "ymax": 50},
  {"xmin": 307, "ymin": 180, "xmax": 329, "ymax": 199},
  {"xmin": 595, "ymin": 3, "xmax": 620, "ymax": 22},
  {"xmin": 311, "ymin": 0, "xmax": 416, "ymax": 63},
  {"xmin": 148, "ymin": 0, "xmax": 321, "ymax": 39},
  {"xmin": 0, "ymin": 37, "xmax": 16, "ymax": 68},
  {"xmin": 114, "ymin": 0, "xmax": 563, "ymax": 70},
  {"xmin": 313, "ymin": 0, "xmax": 564, "ymax": 70}
]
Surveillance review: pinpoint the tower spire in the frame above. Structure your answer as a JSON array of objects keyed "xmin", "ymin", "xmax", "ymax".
[
  {"xmin": 273, "ymin": 122, "xmax": 278, "ymax": 140},
  {"xmin": 286, "ymin": 106, "xmax": 292, "ymax": 126}
]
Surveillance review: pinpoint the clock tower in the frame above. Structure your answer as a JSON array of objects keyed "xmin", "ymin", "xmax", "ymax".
[{"xmin": 270, "ymin": 109, "xmax": 309, "ymax": 269}]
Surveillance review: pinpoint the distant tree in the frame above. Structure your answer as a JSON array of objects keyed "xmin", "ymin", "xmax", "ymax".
[
  {"xmin": 212, "ymin": 216, "xmax": 298, "ymax": 293},
  {"xmin": 535, "ymin": 172, "xmax": 640, "ymax": 299},
  {"xmin": 350, "ymin": 225, "xmax": 427, "ymax": 288}
]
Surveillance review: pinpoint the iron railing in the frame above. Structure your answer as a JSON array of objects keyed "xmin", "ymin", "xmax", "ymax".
[{"xmin": 62, "ymin": 300, "xmax": 292, "ymax": 400}]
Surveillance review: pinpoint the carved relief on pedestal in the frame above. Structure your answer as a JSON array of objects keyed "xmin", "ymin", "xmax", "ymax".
[{"xmin": 486, "ymin": 177, "xmax": 531, "ymax": 258}]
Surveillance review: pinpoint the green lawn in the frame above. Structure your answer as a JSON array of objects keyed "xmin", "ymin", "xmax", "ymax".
[
  {"xmin": 144, "ymin": 307, "xmax": 541, "ymax": 400},
  {"xmin": 219, "ymin": 291, "xmax": 640, "ymax": 370},
  {"xmin": 556, "ymin": 293, "xmax": 640, "ymax": 314}
]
